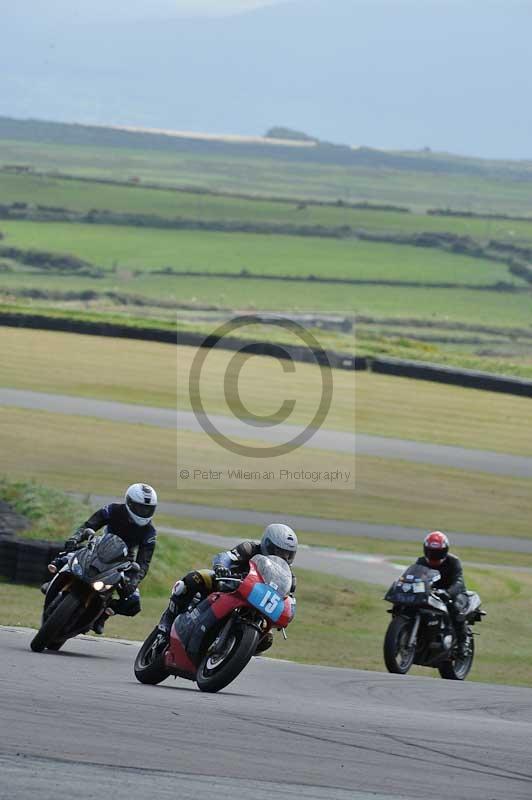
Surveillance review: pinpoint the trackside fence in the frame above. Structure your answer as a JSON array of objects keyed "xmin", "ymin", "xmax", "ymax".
[{"xmin": 0, "ymin": 312, "xmax": 531, "ymax": 397}]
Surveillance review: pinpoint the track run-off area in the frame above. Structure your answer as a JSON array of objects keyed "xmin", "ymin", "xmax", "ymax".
[
  {"xmin": 1, "ymin": 388, "xmax": 531, "ymax": 478},
  {"xmin": 2, "ymin": 627, "xmax": 532, "ymax": 800}
]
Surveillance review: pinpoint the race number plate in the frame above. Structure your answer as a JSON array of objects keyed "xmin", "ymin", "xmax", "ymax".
[{"xmin": 248, "ymin": 583, "xmax": 285, "ymax": 622}]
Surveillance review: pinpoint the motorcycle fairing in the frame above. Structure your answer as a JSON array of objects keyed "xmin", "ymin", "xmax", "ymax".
[
  {"xmin": 165, "ymin": 624, "xmax": 197, "ymax": 677},
  {"xmin": 238, "ymin": 563, "xmax": 294, "ymax": 626},
  {"xmin": 81, "ymin": 534, "xmax": 129, "ymax": 577}
]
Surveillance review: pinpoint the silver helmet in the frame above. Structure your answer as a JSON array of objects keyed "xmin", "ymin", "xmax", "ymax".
[{"xmin": 260, "ymin": 523, "xmax": 298, "ymax": 565}]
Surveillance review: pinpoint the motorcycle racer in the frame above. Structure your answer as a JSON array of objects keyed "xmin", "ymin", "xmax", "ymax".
[
  {"xmin": 416, "ymin": 531, "xmax": 470, "ymax": 657},
  {"xmin": 47, "ymin": 484, "xmax": 158, "ymax": 634},
  {"xmin": 157, "ymin": 523, "xmax": 298, "ymax": 653}
]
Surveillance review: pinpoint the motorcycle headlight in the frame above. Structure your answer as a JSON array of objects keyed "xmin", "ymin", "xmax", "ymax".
[{"xmin": 92, "ymin": 580, "xmax": 105, "ymax": 591}]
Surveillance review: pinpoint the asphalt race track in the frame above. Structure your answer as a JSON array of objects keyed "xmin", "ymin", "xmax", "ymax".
[
  {"xmin": 2, "ymin": 388, "xmax": 532, "ymax": 478},
  {"xmin": 2, "ymin": 627, "xmax": 532, "ymax": 800}
]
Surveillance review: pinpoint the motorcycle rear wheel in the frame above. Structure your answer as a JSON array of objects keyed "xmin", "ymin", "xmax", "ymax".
[
  {"xmin": 134, "ymin": 627, "xmax": 170, "ymax": 685},
  {"xmin": 30, "ymin": 593, "xmax": 81, "ymax": 652},
  {"xmin": 196, "ymin": 624, "xmax": 260, "ymax": 693},
  {"xmin": 438, "ymin": 635, "xmax": 474, "ymax": 681},
  {"xmin": 383, "ymin": 617, "xmax": 416, "ymax": 674}
]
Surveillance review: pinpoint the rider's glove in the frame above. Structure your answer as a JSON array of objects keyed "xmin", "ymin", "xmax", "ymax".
[
  {"xmin": 435, "ymin": 589, "xmax": 450, "ymax": 600},
  {"xmin": 64, "ymin": 536, "xmax": 79, "ymax": 551},
  {"xmin": 214, "ymin": 565, "xmax": 231, "ymax": 579},
  {"xmin": 123, "ymin": 577, "xmax": 139, "ymax": 598}
]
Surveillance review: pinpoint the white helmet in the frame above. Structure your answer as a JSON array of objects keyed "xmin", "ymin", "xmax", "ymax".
[
  {"xmin": 125, "ymin": 483, "xmax": 157, "ymax": 526},
  {"xmin": 260, "ymin": 523, "xmax": 297, "ymax": 565}
]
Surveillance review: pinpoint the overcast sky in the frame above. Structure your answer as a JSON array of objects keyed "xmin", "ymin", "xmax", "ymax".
[
  {"xmin": 33, "ymin": 0, "xmax": 286, "ymax": 19},
  {"xmin": 2, "ymin": 0, "xmax": 531, "ymax": 158},
  {"xmin": 173, "ymin": 0, "xmax": 284, "ymax": 14}
]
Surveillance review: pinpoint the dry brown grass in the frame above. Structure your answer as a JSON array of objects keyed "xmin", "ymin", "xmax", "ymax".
[
  {"xmin": 2, "ymin": 328, "xmax": 532, "ymax": 455},
  {"xmin": 1, "ymin": 407, "xmax": 530, "ymax": 538}
]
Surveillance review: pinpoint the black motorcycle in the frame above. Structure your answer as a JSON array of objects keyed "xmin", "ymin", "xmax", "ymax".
[
  {"xmin": 383, "ymin": 563, "xmax": 485, "ymax": 680},
  {"xmin": 30, "ymin": 531, "xmax": 139, "ymax": 653}
]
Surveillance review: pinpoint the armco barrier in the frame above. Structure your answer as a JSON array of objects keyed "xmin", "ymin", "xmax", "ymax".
[
  {"xmin": 0, "ymin": 537, "xmax": 18, "ymax": 581},
  {"xmin": 1, "ymin": 313, "xmax": 531, "ymax": 396},
  {"xmin": 0, "ymin": 535, "xmax": 62, "ymax": 585},
  {"xmin": 372, "ymin": 357, "xmax": 532, "ymax": 398},
  {"xmin": 0, "ymin": 313, "xmax": 367, "ymax": 371}
]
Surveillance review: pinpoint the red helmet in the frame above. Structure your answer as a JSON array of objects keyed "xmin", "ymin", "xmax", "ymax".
[{"xmin": 424, "ymin": 531, "xmax": 449, "ymax": 567}]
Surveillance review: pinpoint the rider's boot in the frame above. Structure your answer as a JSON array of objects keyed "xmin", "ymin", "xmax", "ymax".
[
  {"xmin": 157, "ymin": 580, "xmax": 189, "ymax": 635},
  {"xmin": 93, "ymin": 617, "xmax": 106, "ymax": 635},
  {"xmin": 455, "ymin": 622, "xmax": 470, "ymax": 658},
  {"xmin": 93, "ymin": 608, "xmax": 114, "ymax": 635}
]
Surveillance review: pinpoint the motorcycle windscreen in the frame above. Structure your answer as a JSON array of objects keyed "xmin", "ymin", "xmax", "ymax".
[
  {"xmin": 89, "ymin": 533, "xmax": 129, "ymax": 574},
  {"xmin": 385, "ymin": 563, "xmax": 441, "ymax": 603},
  {"xmin": 250, "ymin": 555, "xmax": 292, "ymax": 597},
  {"xmin": 400, "ymin": 563, "xmax": 441, "ymax": 584},
  {"xmin": 93, "ymin": 533, "xmax": 128, "ymax": 563}
]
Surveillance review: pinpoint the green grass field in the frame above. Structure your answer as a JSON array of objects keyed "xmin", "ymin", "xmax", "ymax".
[
  {"xmin": 2, "ymin": 269, "xmax": 531, "ymax": 329},
  {"xmin": 1, "ymin": 219, "xmax": 519, "ymax": 285},
  {"xmin": 0, "ymin": 267, "xmax": 525, "ymax": 321},
  {"xmin": 3, "ymin": 171, "xmax": 532, "ymax": 244},
  {"xmin": 1, "ymin": 156, "xmax": 531, "ymax": 377},
  {"xmin": 3, "ymin": 137, "xmax": 532, "ymax": 215}
]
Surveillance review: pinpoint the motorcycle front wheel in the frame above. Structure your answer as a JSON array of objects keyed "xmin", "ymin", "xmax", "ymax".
[
  {"xmin": 30, "ymin": 592, "xmax": 81, "ymax": 652},
  {"xmin": 438, "ymin": 634, "xmax": 475, "ymax": 681},
  {"xmin": 134, "ymin": 627, "xmax": 170, "ymax": 685},
  {"xmin": 383, "ymin": 616, "xmax": 416, "ymax": 674},
  {"xmin": 196, "ymin": 624, "xmax": 260, "ymax": 693}
]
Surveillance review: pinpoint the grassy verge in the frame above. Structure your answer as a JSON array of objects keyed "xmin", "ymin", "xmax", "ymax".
[
  {"xmin": 0, "ymin": 478, "xmax": 89, "ymax": 540},
  {"xmin": 2, "ymin": 328, "xmax": 532, "ymax": 455},
  {"xmin": 157, "ymin": 514, "xmax": 532, "ymax": 570},
  {"xmin": 2, "ymin": 481, "xmax": 531, "ymax": 685}
]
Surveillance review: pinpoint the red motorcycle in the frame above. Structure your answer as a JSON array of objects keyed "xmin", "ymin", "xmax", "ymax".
[{"xmin": 134, "ymin": 554, "xmax": 295, "ymax": 693}]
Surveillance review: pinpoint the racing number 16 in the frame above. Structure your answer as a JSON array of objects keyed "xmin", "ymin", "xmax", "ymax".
[{"xmin": 259, "ymin": 589, "xmax": 281, "ymax": 614}]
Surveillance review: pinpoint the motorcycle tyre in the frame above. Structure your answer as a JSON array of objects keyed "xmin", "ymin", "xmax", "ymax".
[
  {"xmin": 196, "ymin": 624, "xmax": 260, "ymax": 693},
  {"xmin": 438, "ymin": 635, "xmax": 475, "ymax": 681},
  {"xmin": 134, "ymin": 627, "xmax": 170, "ymax": 685},
  {"xmin": 30, "ymin": 593, "xmax": 81, "ymax": 652},
  {"xmin": 383, "ymin": 616, "xmax": 416, "ymax": 675}
]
